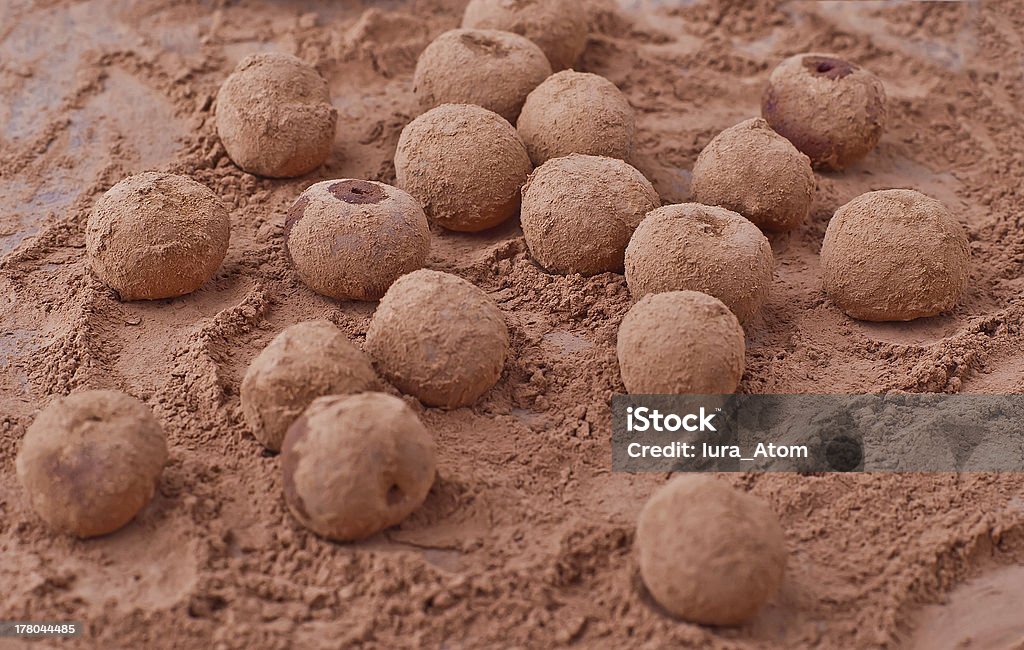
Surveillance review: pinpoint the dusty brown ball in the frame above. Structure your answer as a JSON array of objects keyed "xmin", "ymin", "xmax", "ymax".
[
  {"xmin": 691, "ymin": 118, "xmax": 815, "ymax": 232},
  {"xmin": 240, "ymin": 320, "xmax": 379, "ymax": 452},
  {"xmin": 761, "ymin": 53, "xmax": 887, "ymax": 170},
  {"xmin": 16, "ymin": 390, "xmax": 167, "ymax": 538},
  {"xmin": 521, "ymin": 154, "xmax": 659, "ymax": 275},
  {"xmin": 282, "ymin": 392, "xmax": 436, "ymax": 542},
  {"xmin": 461, "ymin": 0, "xmax": 588, "ymax": 71},
  {"xmin": 395, "ymin": 104, "xmax": 532, "ymax": 232},
  {"xmin": 821, "ymin": 189, "xmax": 970, "ymax": 321},
  {"xmin": 216, "ymin": 53, "xmax": 337, "ymax": 178},
  {"xmin": 365, "ymin": 270, "xmax": 509, "ymax": 408},
  {"xmin": 86, "ymin": 172, "xmax": 230, "ymax": 301},
  {"xmin": 625, "ymin": 203, "xmax": 774, "ymax": 324},
  {"xmin": 637, "ymin": 475, "xmax": 787, "ymax": 625},
  {"xmin": 284, "ymin": 179, "xmax": 430, "ymax": 301}
]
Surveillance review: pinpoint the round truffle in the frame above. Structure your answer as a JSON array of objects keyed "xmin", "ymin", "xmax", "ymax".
[
  {"xmin": 395, "ymin": 104, "xmax": 532, "ymax": 232},
  {"xmin": 282, "ymin": 392, "xmax": 436, "ymax": 542},
  {"xmin": 521, "ymin": 154, "xmax": 659, "ymax": 275},
  {"xmin": 216, "ymin": 52, "xmax": 337, "ymax": 178},
  {"xmin": 637, "ymin": 475, "xmax": 787, "ymax": 625},
  {"xmin": 240, "ymin": 320, "xmax": 379, "ymax": 451},
  {"xmin": 365, "ymin": 269, "xmax": 509, "ymax": 408},
  {"xmin": 517, "ymin": 70, "xmax": 635, "ymax": 166},
  {"xmin": 16, "ymin": 390, "xmax": 167, "ymax": 538},
  {"xmin": 284, "ymin": 179, "xmax": 430, "ymax": 301},
  {"xmin": 761, "ymin": 53, "xmax": 887, "ymax": 170},
  {"xmin": 461, "ymin": 0, "xmax": 588, "ymax": 71},
  {"xmin": 413, "ymin": 28, "xmax": 552, "ymax": 124},
  {"xmin": 86, "ymin": 172, "xmax": 230, "ymax": 301},
  {"xmin": 821, "ymin": 189, "xmax": 970, "ymax": 321},
  {"xmin": 691, "ymin": 118, "xmax": 815, "ymax": 232},
  {"xmin": 625, "ymin": 203, "xmax": 774, "ymax": 324}
]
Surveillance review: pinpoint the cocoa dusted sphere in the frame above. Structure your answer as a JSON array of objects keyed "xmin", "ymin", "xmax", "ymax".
[
  {"xmin": 761, "ymin": 53, "xmax": 887, "ymax": 170},
  {"xmin": 284, "ymin": 179, "xmax": 430, "ymax": 301},
  {"xmin": 86, "ymin": 172, "xmax": 230, "ymax": 301},
  {"xmin": 216, "ymin": 52, "xmax": 337, "ymax": 178},
  {"xmin": 821, "ymin": 189, "xmax": 970, "ymax": 321},
  {"xmin": 461, "ymin": 0, "xmax": 588, "ymax": 71}
]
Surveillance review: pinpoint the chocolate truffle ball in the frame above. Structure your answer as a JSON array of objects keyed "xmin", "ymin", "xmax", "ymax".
[
  {"xmin": 413, "ymin": 28, "xmax": 552, "ymax": 124},
  {"xmin": 284, "ymin": 179, "xmax": 430, "ymax": 301},
  {"xmin": 86, "ymin": 172, "xmax": 230, "ymax": 301},
  {"xmin": 821, "ymin": 189, "xmax": 970, "ymax": 321},
  {"xmin": 16, "ymin": 390, "xmax": 167, "ymax": 538},
  {"xmin": 521, "ymin": 154, "xmax": 659, "ymax": 275},
  {"xmin": 761, "ymin": 53, "xmax": 887, "ymax": 170},
  {"xmin": 691, "ymin": 118, "xmax": 815, "ymax": 232},
  {"xmin": 282, "ymin": 392, "xmax": 436, "ymax": 542},
  {"xmin": 365, "ymin": 270, "xmax": 509, "ymax": 408},
  {"xmin": 240, "ymin": 320, "xmax": 379, "ymax": 451},
  {"xmin": 395, "ymin": 104, "xmax": 532, "ymax": 232},
  {"xmin": 637, "ymin": 475, "xmax": 787, "ymax": 625},
  {"xmin": 625, "ymin": 203, "xmax": 774, "ymax": 324},
  {"xmin": 517, "ymin": 70, "xmax": 635, "ymax": 166},
  {"xmin": 461, "ymin": 0, "xmax": 588, "ymax": 71},
  {"xmin": 216, "ymin": 53, "xmax": 337, "ymax": 178}
]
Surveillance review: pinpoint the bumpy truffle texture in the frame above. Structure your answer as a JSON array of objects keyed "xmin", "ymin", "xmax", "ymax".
[
  {"xmin": 365, "ymin": 269, "xmax": 509, "ymax": 408},
  {"xmin": 282, "ymin": 392, "xmax": 436, "ymax": 542},
  {"xmin": 821, "ymin": 189, "xmax": 970, "ymax": 321},
  {"xmin": 86, "ymin": 172, "xmax": 230, "ymax": 301},
  {"xmin": 284, "ymin": 179, "xmax": 430, "ymax": 301},
  {"xmin": 625, "ymin": 203, "xmax": 774, "ymax": 324},
  {"xmin": 761, "ymin": 53, "xmax": 887, "ymax": 170},
  {"xmin": 395, "ymin": 104, "xmax": 532, "ymax": 232},
  {"xmin": 16, "ymin": 390, "xmax": 167, "ymax": 538},
  {"xmin": 461, "ymin": 0, "xmax": 588, "ymax": 71},
  {"xmin": 517, "ymin": 70, "xmax": 635, "ymax": 166},
  {"xmin": 521, "ymin": 154, "xmax": 659, "ymax": 275},
  {"xmin": 691, "ymin": 118, "xmax": 815, "ymax": 232},
  {"xmin": 240, "ymin": 320, "xmax": 379, "ymax": 451},
  {"xmin": 637, "ymin": 475, "xmax": 787, "ymax": 625},
  {"xmin": 216, "ymin": 53, "xmax": 337, "ymax": 178}
]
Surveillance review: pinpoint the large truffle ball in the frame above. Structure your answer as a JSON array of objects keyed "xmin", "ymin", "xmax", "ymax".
[
  {"xmin": 240, "ymin": 320, "xmax": 379, "ymax": 451},
  {"xmin": 86, "ymin": 172, "xmax": 230, "ymax": 301},
  {"xmin": 395, "ymin": 104, "xmax": 532, "ymax": 232},
  {"xmin": 282, "ymin": 392, "xmax": 436, "ymax": 542},
  {"xmin": 625, "ymin": 203, "xmax": 774, "ymax": 324},
  {"xmin": 521, "ymin": 154, "xmax": 659, "ymax": 275},
  {"xmin": 16, "ymin": 390, "xmax": 167, "ymax": 538},
  {"xmin": 284, "ymin": 179, "xmax": 430, "ymax": 301},
  {"xmin": 517, "ymin": 70, "xmax": 635, "ymax": 166},
  {"xmin": 761, "ymin": 53, "xmax": 887, "ymax": 170},
  {"xmin": 691, "ymin": 118, "xmax": 815, "ymax": 232},
  {"xmin": 216, "ymin": 53, "xmax": 337, "ymax": 178},
  {"xmin": 637, "ymin": 475, "xmax": 787, "ymax": 625},
  {"xmin": 821, "ymin": 189, "xmax": 970, "ymax": 321},
  {"xmin": 365, "ymin": 270, "xmax": 509, "ymax": 408},
  {"xmin": 461, "ymin": 0, "xmax": 588, "ymax": 71}
]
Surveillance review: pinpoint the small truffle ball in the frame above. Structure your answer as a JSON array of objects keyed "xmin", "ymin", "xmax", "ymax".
[
  {"xmin": 517, "ymin": 70, "xmax": 635, "ymax": 166},
  {"xmin": 395, "ymin": 104, "xmax": 532, "ymax": 232},
  {"xmin": 282, "ymin": 392, "xmax": 436, "ymax": 542},
  {"xmin": 691, "ymin": 118, "xmax": 815, "ymax": 232},
  {"xmin": 521, "ymin": 154, "xmax": 659, "ymax": 275},
  {"xmin": 284, "ymin": 179, "xmax": 430, "ymax": 301},
  {"xmin": 414, "ymin": 29, "xmax": 552, "ymax": 124},
  {"xmin": 86, "ymin": 172, "xmax": 230, "ymax": 301},
  {"xmin": 240, "ymin": 320, "xmax": 379, "ymax": 451},
  {"xmin": 625, "ymin": 203, "xmax": 774, "ymax": 324},
  {"xmin": 637, "ymin": 475, "xmax": 787, "ymax": 625},
  {"xmin": 16, "ymin": 390, "xmax": 167, "ymax": 538},
  {"xmin": 461, "ymin": 0, "xmax": 588, "ymax": 71},
  {"xmin": 821, "ymin": 189, "xmax": 970, "ymax": 321},
  {"xmin": 365, "ymin": 270, "xmax": 509, "ymax": 408},
  {"xmin": 216, "ymin": 53, "xmax": 337, "ymax": 178},
  {"xmin": 761, "ymin": 53, "xmax": 887, "ymax": 170}
]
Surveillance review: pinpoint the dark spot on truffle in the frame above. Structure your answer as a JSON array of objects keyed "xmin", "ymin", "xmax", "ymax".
[
  {"xmin": 386, "ymin": 483, "xmax": 404, "ymax": 506},
  {"xmin": 803, "ymin": 56, "xmax": 856, "ymax": 80},
  {"xmin": 329, "ymin": 180, "xmax": 386, "ymax": 205},
  {"xmin": 459, "ymin": 32, "xmax": 510, "ymax": 58},
  {"xmin": 281, "ymin": 417, "xmax": 311, "ymax": 522},
  {"xmin": 694, "ymin": 213, "xmax": 726, "ymax": 236}
]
